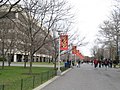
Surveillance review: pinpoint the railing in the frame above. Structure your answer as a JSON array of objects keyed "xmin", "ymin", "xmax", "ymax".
[
  {"xmin": 0, "ymin": 67, "xmax": 69, "ymax": 90},
  {"xmin": 0, "ymin": 70, "xmax": 56, "ymax": 90}
]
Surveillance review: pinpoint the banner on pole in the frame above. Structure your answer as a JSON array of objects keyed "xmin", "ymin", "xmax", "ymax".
[
  {"xmin": 60, "ymin": 35, "xmax": 68, "ymax": 50},
  {"xmin": 76, "ymin": 50, "xmax": 84, "ymax": 60},
  {"xmin": 76, "ymin": 50, "xmax": 79, "ymax": 56},
  {"xmin": 72, "ymin": 46, "xmax": 77, "ymax": 54}
]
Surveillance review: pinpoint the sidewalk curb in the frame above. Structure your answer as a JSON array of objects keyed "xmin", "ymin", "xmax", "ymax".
[{"xmin": 33, "ymin": 68, "xmax": 72, "ymax": 90}]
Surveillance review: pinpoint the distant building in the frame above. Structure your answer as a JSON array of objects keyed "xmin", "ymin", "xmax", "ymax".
[{"xmin": 0, "ymin": 5, "xmax": 54, "ymax": 62}]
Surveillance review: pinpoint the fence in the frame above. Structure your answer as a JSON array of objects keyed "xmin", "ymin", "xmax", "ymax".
[
  {"xmin": 0, "ymin": 67, "xmax": 69, "ymax": 90},
  {"xmin": 0, "ymin": 70, "xmax": 56, "ymax": 90}
]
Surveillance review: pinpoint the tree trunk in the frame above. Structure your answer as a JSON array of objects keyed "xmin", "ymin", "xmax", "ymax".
[
  {"xmin": 54, "ymin": 58, "xmax": 57, "ymax": 70},
  {"xmin": 116, "ymin": 35, "xmax": 119, "ymax": 64},
  {"xmin": 8, "ymin": 54, "xmax": 11, "ymax": 67},
  {"xmin": 29, "ymin": 53, "xmax": 33, "ymax": 74},
  {"xmin": 29, "ymin": 42, "xmax": 33, "ymax": 74},
  {"xmin": 24, "ymin": 52, "xmax": 27, "ymax": 68},
  {"xmin": 2, "ymin": 57, "xmax": 5, "ymax": 69},
  {"xmin": 2, "ymin": 41, "xmax": 5, "ymax": 69},
  {"xmin": 24, "ymin": 59, "xmax": 27, "ymax": 68}
]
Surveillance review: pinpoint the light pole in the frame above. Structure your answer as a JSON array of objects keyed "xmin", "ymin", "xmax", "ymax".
[
  {"xmin": 74, "ymin": 54, "xmax": 76, "ymax": 66},
  {"xmin": 118, "ymin": 42, "xmax": 120, "ymax": 66},
  {"xmin": 57, "ymin": 31, "xmax": 61, "ymax": 76},
  {"xmin": 70, "ymin": 44, "xmax": 73, "ymax": 68}
]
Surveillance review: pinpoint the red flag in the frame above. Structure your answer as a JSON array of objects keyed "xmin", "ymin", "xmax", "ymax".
[
  {"xmin": 78, "ymin": 52, "xmax": 84, "ymax": 59},
  {"xmin": 76, "ymin": 50, "xmax": 79, "ymax": 56},
  {"xmin": 76, "ymin": 50, "xmax": 84, "ymax": 59},
  {"xmin": 60, "ymin": 35, "xmax": 68, "ymax": 50},
  {"xmin": 72, "ymin": 46, "xmax": 77, "ymax": 54}
]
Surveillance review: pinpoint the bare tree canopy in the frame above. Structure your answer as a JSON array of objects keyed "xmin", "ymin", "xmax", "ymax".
[
  {"xmin": 95, "ymin": 3, "xmax": 120, "ymax": 62},
  {"xmin": 0, "ymin": 0, "xmax": 21, "ymax": 19}
]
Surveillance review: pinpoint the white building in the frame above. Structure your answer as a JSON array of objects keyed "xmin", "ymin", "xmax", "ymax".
[{"xmin": 0, "ymin": 5, "xmax": 54, "ymax": 62}]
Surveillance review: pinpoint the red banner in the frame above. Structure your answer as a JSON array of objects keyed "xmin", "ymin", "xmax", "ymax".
[
  {"xmin": 76, "ymin": 50, "xmax": 79, "ymax": 56},
  {"xmin": 76, "ymin": 50, "xmax": 84, "ymax": 60},
  {"xmin": 72, "ymin": 46, "xmax": 77, "ymax": 54},
  {"xmin": 60, "ymin": 35, "xmax": 68, "ymax": 50},
  {"xmin": 78, "ymin": 52, "xmax": 84, "ymax": 59}
]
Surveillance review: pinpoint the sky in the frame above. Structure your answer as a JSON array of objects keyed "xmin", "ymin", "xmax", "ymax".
[{"xmin": 67, "ymin": 0, "xmax": 116, "ymax": 57}]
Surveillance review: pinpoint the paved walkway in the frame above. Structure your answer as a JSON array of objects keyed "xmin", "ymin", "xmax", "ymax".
[
  {"xmin": 36, "ymin": 63, "xmax": 120, "ymax": 90},
  {"xmin": 0, "ymin": 62, "xmax": 64, "ymax": 67}
]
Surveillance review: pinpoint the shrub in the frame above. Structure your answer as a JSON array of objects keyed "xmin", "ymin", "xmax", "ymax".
[{"xmin": 0, "ymin": 56, "xmax": 6, "ymax": 61}]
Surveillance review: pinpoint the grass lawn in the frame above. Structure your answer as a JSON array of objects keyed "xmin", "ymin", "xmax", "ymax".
[
  {"xmin": 0, "ymin": 66, "xmax": 56, "ymax": 90},
  {"xmin": 0, "ymin": 66, "xmax": 68, "ymax": 90},
  {"xmin": 0, "ymin": 66, "xmax": 54, "ymax": 83}
]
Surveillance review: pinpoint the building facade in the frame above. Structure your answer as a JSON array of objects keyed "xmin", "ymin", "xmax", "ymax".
[{"xmin": 0, "ymin": 5, "xmax": 54, "ymax": 62}]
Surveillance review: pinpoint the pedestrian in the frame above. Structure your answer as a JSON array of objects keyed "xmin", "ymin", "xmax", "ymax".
[
  {"xmin": 104, "ymin": 59, "xmax": 109, "ymax": 70},
  {"xmin": 109, "ymin": 59, "xmax": 112, "ymax": 68},
  {"xmin": 98, "ymin": 60, "xmax": 101, "ymax": 68},
  {"xmin": 93, "ymin": 58, "xmax": 98, "ymax": 68},
  {"xmin": 76, "ymin": 62, "xmax": 78, "ymax": 67},
  {"xmin": 78, "ymin": 60, "xmax": 81, "ymax": 68},
  {"xmin": 113, "ymin": 60, "xmax": 117, "ymax": 68},
  {"xmin": 72, "ymin": 60, "xmax": 75, "ymax": 66},
  {"xmin": 101, "ymin": 60, "xmax": 104, "ymax": 67}
]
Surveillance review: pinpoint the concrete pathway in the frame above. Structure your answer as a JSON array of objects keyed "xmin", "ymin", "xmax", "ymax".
[
  {"xmin": 0, "ymin": 62, "xmax": 64, "ymax": 67},
  {"xmin": 37, "ymin": 63, "xmax": 120, "ymax": 90}
]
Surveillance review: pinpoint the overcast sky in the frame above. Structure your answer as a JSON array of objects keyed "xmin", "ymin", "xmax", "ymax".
[{"xmin": 67, "ymin": 0, "xmax": 116, "ymax": 56}]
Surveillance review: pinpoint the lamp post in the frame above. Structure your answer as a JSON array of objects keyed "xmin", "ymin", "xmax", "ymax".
[
  {"xmin": 57, "ymin": 31, "xmax": 61, "ymax": 76},
  {"xmin": 118, "ymin": 42, "xmax": 120, "ymax": 65},
  {"xmin": 74, "ymin": 54, "xmax": 76, "ymax": 66},
  {"xmin": 70, "ymin": 44, "xmax": 73, "ymax": 68}
]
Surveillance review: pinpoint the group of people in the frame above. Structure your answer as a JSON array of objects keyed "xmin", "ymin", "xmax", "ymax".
[
  {"xmin": 65, "ymin": 60, "xmax": 81, "ymax": 68},
  {"xmin": 93, "ymin": 58, "xmax": 113, "ymax": 68}
]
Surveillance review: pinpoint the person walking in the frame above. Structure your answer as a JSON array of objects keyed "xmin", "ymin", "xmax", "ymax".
[
  {"xmin": 98, "ymin": 60, "xmax": 102, "ymax": 68},
  {"xmin": 101, "ymin": 60, "xmax": 104, "ymax": 67},
  {"xmin": 109, "ymin": 59, "xmax": 112, "ymax": 68},
  {"xmin": 78, "ymin": 60, "xmax": 81, "ymax": 68},
  {"xmin": 104, "ymin": 59, "xmax": 109, "ymax": 70},
  {"xmin": 93, "ymin": 58, "xmax": 98, "ymax": 68}
]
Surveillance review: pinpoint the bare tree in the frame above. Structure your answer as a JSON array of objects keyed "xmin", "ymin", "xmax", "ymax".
[
  {"xmin": 91, "ymin": 45, "xmax": 99, "ymax": 58},
  {"xmin": 98, "ymin": 7, "xmax": 120, "ymax": 63},
  {"xmin": 0, "ymin": 0, "xmax": 21, "ymax": 19},
  {"xmin": 49, "ymin": 23, "xmax": 88, "ymax": 69},
  {"xmin": 110, "ymin": 9, "xmax": 120, "ymax": 62},
  {"xmin": 13, "ymin": 0, "xmax": 74, "ymax": 74},
  {"xmin": 98, "ymin": 21, "xmax": 115, "ymax": 58},
  {"xmin": 0, "ymin": 19, "xmax": 16, "ymax": 69}
]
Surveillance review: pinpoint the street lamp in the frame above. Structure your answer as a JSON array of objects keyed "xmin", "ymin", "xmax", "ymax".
[
  {"xmin": 57, "ymin": 31, "xmax": 62, "ymax": 76},
  {"xmin": 70, "ymin": 43, "xmax": 73, "ymax": 68},
  {"xmin": 118, "ymin": 42, "xmax": 120, "ymax": 65}
]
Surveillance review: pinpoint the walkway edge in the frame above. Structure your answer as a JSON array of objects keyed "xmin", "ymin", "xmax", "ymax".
[{"xmin": 33, "ymin": 68, "xmax": 72, "ymax": 90}]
